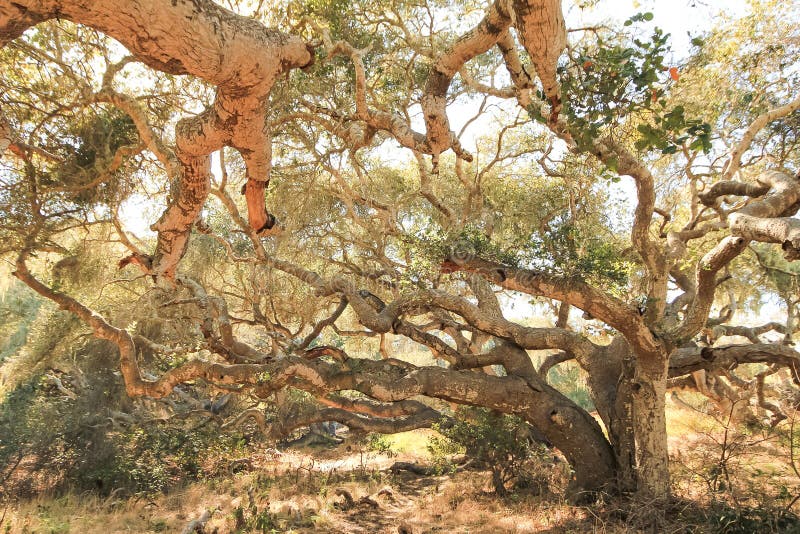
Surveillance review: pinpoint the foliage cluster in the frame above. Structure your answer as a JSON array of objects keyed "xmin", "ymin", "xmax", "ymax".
[
  {"xmin": 554, "ymin": 13, "xmax": 712, "ymax": 157},
  {"xmin": 429, "ymin": 407, "xmax": 553, "ymax": 495},
  {"xmin": 0, "ymin": 347, "xmax": 250, "ymax": 499},
  {"xmin": 407, "ymin": 222, "xmax": 632, "ymax": 292}
]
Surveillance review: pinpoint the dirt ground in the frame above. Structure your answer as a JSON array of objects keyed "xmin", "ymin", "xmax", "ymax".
[
  {"xmin": 4, "ymin": 404, "xmax": 800, "ymax": 533},
  {"xmin": 0, "ymin": 442, "xmax": 597, "ymax": 533}
]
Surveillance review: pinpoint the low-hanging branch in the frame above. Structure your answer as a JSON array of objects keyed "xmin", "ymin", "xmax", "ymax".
[
  {"xmin": 3, "ymin": 0, "xmax": 315, "ymax": 278},
  {"xmin": 12, "ymin": 245, "xmax": 623, "ymax": 493}
]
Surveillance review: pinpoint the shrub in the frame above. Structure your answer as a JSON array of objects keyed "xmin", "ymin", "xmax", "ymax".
[
  {"xmin": 429, "ymin": 407, "xmax": 553, "ymax": 495},
  {"xmin": 0, "ymin": 345, "xmax": 251, "ymax": 498}
]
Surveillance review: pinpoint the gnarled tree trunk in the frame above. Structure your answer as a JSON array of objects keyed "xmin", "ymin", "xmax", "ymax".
[{"xmin": 630, "ymin": 356, "xmax": 670, "ymax": 497}]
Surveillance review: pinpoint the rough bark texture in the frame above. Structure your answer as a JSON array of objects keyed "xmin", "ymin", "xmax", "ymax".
[
  {"xmin": 421, "ymin": 0, "xmax": 512, "ymax": 160},
  {"xmin": 630, "ymin": 359, "xmax": 670, "ymax": 497},
  {"xmin": 3, "ymin": 0, "xmax": 313, "ymax": 277},
  {"xmin": 512, "ymin": 0, "xmax": 566, "ymax": 119},
  {"xmin": 726, "ymin": 171, "xmax": 800, "ymax": 260}
]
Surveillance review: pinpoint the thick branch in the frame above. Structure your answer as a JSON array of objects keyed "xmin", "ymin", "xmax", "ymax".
[
  {"xmin": 0, "ymin": 3, "xmax": 47, "ymax": 47},
  {"xmin": 668, "ymin": 172, "xmax": 800, "ymax": 340},
  {"xmin": 698, "ymin": 180, "xmax": 771, "ymax": 206},
  {"xmin": 669, "ymin": 343, "xmax": 800, "ymax": 381},
  {"xmin": 538, "ymin": 351, "xmax": 573, "ymax": 377},
  {"xmin": 421, "ymin": 0, "xmax": 511, "ymax": 159},
  {"xmin": 443, "ymin": 257, "xmax": 661, "ymax": 359},
  {"xmin": 14, "ymin": 253, "xmax": 617, "ymax": 494},
  {"xmin": 670, "ymin": 236, "xmax": 747, "ymax": 342},
  {"xmin": 701, "ymin": 170, "xmax": 800, "ymax": 265},
  {"xmin": 591, "ymin": 139, "xmax": 667, "ymax": 317},
  {"xmin": 711, "ymin": 322, "xmax": 788, "ymax": 344},
  {"xmin": 319, "ymin": 395, "xmax": 435, "ymax": 419},
  {"xmin": 6, "ymin": 0, "xmax": 314, "ymax": 278},
  {"xmin": 511, "ymin": 0, "xmax": 567, "ymax": 120}
]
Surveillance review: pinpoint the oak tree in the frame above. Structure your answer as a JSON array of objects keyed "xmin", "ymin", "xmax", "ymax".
[{"xmin": 1, "ymin": 0, "xmax": 799, "ymax": 500}]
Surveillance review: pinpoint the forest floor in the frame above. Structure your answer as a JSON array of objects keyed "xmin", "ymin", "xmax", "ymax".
[
  {"xmin": 3, "ymin": 400, "xmax": 800, "ymax": 533},
  {"xmin": 0, "ymin": 445, "xmax": 661, "ymax": 533}
]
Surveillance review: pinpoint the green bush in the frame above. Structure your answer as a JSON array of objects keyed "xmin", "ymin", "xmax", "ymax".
[
  {"xmin": 706, "ymin": 504, "xmax": 800, "ymax": 534},
  {"xmin": 84, "ymin": 424, "xmax": 248, "ymax": 496},
  {"xmin": 0, "ymin": 344, "xmax": 251, "ymax": 498},
  {"xmin": 429, "ymin": 407, "xmax": 552, "ymax": 495}
]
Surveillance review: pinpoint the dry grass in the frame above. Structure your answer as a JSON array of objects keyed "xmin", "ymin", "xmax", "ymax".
[
  {"xmin": 0, "ymin": 463, "xmax": 610, "ymax": 533},
  {"xmin": 0, "ymin": 449, "xmax": 601, "ymax": 533},
  {"xmin": 4, "ymin": 402, "xmax": 800, "ymax": 533}
]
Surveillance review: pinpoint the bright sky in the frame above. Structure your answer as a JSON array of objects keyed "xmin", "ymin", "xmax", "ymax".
[
  {"xmin": 447, "ymin": 0, "xmax": 753, "ymax": 155},
  {"xmin": 569, "ymin": 0, "xmax": 750, "ymax": 51}
]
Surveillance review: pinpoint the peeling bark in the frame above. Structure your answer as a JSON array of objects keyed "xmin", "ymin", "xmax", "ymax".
[
  {"xmin": 6, "ymin": 0, "xmax": 797, "ymax": 505},
  {"xmin": 512, "ymin": 0, "xmax": 567, "ymax": 120},
  {"xmin": 725, "ymin": 171, "xmax": 800, "ymax": 259},
  {"xmin": 0, "ymin": 2, "xmax": 47, "ymax": 47},
  {"xmin": 630, "ymin": 358, "xmax": 670, "ymax": 497},
  {"xmin": 14, "ymin": 251, "xmax": 617, "ymax": 496},
  {"xmin": 3, "ymin": 0, "xmax": 314, "ymax": 278},
  {"xmin": 421, "ymin": 0, "xmax": 511, "ymax": 160}
]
